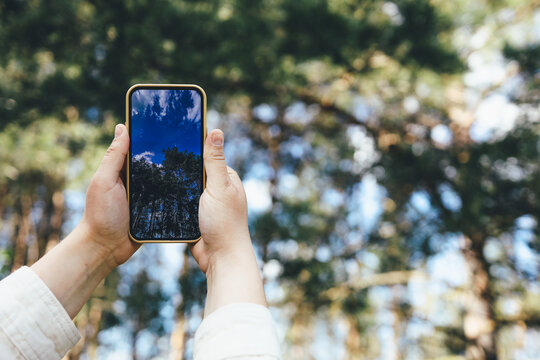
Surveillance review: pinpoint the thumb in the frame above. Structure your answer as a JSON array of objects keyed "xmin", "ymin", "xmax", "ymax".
[
  {"xmin": 96, "ymin": 124, "xmax": 129, "ymax": 184},
  {"xmin": 204, "ymin": 129, "xmax": 231, "ymax": 189}
]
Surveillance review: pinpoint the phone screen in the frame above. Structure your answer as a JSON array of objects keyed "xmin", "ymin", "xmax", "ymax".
[{"xmin": 128, "ymin": 85, "xmax": 205, "ymax": 241}]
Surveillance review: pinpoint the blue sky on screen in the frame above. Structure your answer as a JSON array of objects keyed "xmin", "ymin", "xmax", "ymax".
[{"xmin": 131, "ymin": 89, "xmax": 201, "ymax": 164}]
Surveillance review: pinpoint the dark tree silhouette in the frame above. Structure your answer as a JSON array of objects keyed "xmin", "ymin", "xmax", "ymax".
[{"xmin": 130, "ymin": 147, "xmax": 202, "ymax": 240}]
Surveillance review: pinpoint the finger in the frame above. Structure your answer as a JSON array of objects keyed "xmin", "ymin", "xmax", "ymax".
[
  {"xmin": 204, "ymin": 129, "xmax": 231, "ymax": 189},
  {"xmin": 96, "ymin": 124, "xmax": 129, "ymax": 184}
]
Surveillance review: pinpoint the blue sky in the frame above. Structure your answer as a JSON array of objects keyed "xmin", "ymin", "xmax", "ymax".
[{"xmin": 131, "ymin": 89, "xmax": 202, "ymax": 164}]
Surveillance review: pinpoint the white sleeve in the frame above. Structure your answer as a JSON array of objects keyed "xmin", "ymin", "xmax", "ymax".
[
  {"xmin": 194, "ymin": 303, "xmax": 281, "ymax": 360},
  {"xmin": 0, "ymin": 266, "xmax": 81, "ymax": 359}
]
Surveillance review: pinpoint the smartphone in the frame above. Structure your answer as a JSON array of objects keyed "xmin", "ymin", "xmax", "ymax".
[{"xmin": 126, "ymin": 84, "xmax": 206, "ymax": 243}]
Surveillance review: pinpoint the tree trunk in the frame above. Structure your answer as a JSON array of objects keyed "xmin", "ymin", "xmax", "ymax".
[
  {"xmin": 132, "ymin": 210, "xmax": 141, "ymax": 231},
  {"xmin": 86, "ymin": 298, "xmax": 103, "ymax": 360},
  {"xmin": 35, "ymin": 193, "xmax": 53, "ymax": 256},
  {"xmin": 44, "ymin": 191, "xmax": 64, "ymax": 254},
  {"xmin": 150, "ymin": 198, "xmax": 157, "ymax": 237},
  {"xmin": 12, "ymin": 196, "xmax": 32, "ymax": 272},
  {"xmin": 0, "ymin": 185, "xmax": 6, "ymax": 230},
  {"xmin": 162, "ymin": 204, "xmax": 167, "ymax": 238},
  {"xmin": 170, "ymin": 314, "xmax": 187, "ymax": 360},
  {"xmin": 131, "ymin": 191, "xmax": 144, "ymax": 230},
  {"xmin": 462, "ymin": 234, "xmax": 497, "ymax": 360},
  {"xmin": 345, "ymin": 315, "xmax": 363, "ymax": 359},
  {"xmin": 131, "ymin": 327, "xmax": 139, "ymax": 360},
  {"xmin": 169, "ymin": 247, "xmax": 190, "ymax": 360},
  {"xmin": 391, "ymin": 286, "xmax": 403, "ymax": 360},
  {"xmin": 25, "ymin": 211, "xmax": 39, "ymax": 266},
  {"xmin": 286, "ymin": 289, "xmax": 315, "ymax": 359}
]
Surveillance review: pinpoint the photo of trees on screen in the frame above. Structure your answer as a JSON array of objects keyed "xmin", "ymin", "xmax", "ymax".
[{"xmin": 130, "ymin": 89, "xmax": 202, "ymax": 240}]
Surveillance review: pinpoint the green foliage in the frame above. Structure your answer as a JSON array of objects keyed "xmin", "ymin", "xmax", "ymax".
[
  {"xmin": 504, "ymin": 44, "xmax": 540, "ymax": 76},
  {"xmin": 179, "ymin": 257, "xmax": 207, "ymax": 311},
  {"xmin": 123, "ymin": 269, "xmax": 168, "ymax": 335},
  {"xmin": 0, "ymin": 0, "xmax": 538, "ymax": 359}
]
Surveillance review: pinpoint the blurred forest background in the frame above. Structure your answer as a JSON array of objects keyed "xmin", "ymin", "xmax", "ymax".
[{"xmin": 0, "ymin": 0, "xmax": 539, "ymax": 359}]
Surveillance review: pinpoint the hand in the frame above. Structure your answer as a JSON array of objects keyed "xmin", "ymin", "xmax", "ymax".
[
  {"xmin": 81, "ymin": 124, "xmax": 140, "ymax": 268},
  {"xmin": 31, "ymin": 124, "xmax": 140, "ymax": 318},
  {"xmin": 191, "ymin": 129, "xmax": 251, "ymax": 273},
  {"xmin": 191, "ymin": 129, "xmax": 267, "ymax": 316}
]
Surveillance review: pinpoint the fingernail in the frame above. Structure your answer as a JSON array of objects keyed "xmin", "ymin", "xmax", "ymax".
[
  {"xmin": 115, "ymin": 124, "xmax": 123, "ymax": 139},
  {"xmin": 211, "ymin": 131, "xmax": 223, "ymax": 146}
]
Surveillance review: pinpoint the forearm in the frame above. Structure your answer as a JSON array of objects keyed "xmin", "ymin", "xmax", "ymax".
[
  {"xmin": 196, "ymin": 238, "xmax": 280, "ymax": 359},
  {"xmin": 204, "ymin": 238, "xmax": 267, "ymax": 317},
  {"xmin": 31, "ymin": 222, "xmax": 115, "ymax": 319}
]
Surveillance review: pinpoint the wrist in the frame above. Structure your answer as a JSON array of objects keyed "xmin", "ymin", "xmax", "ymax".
[
  {"xmin": 75, "ymin": 221, "xmax": 118, "ymax": 273},
  {"xmin": 206, "ymin": 245, "xmax": 258, "ymax": 282},
  {"xmin": 31, "ymin": 222, "xmax": 116, "ymax": 318},
  {"xmin": 205, "ymin": 233, "xmax": 257, "ymax": 278},
  {"xmin": 203, "ymin": 238, "xmax": 267, "ymax": 317}
]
